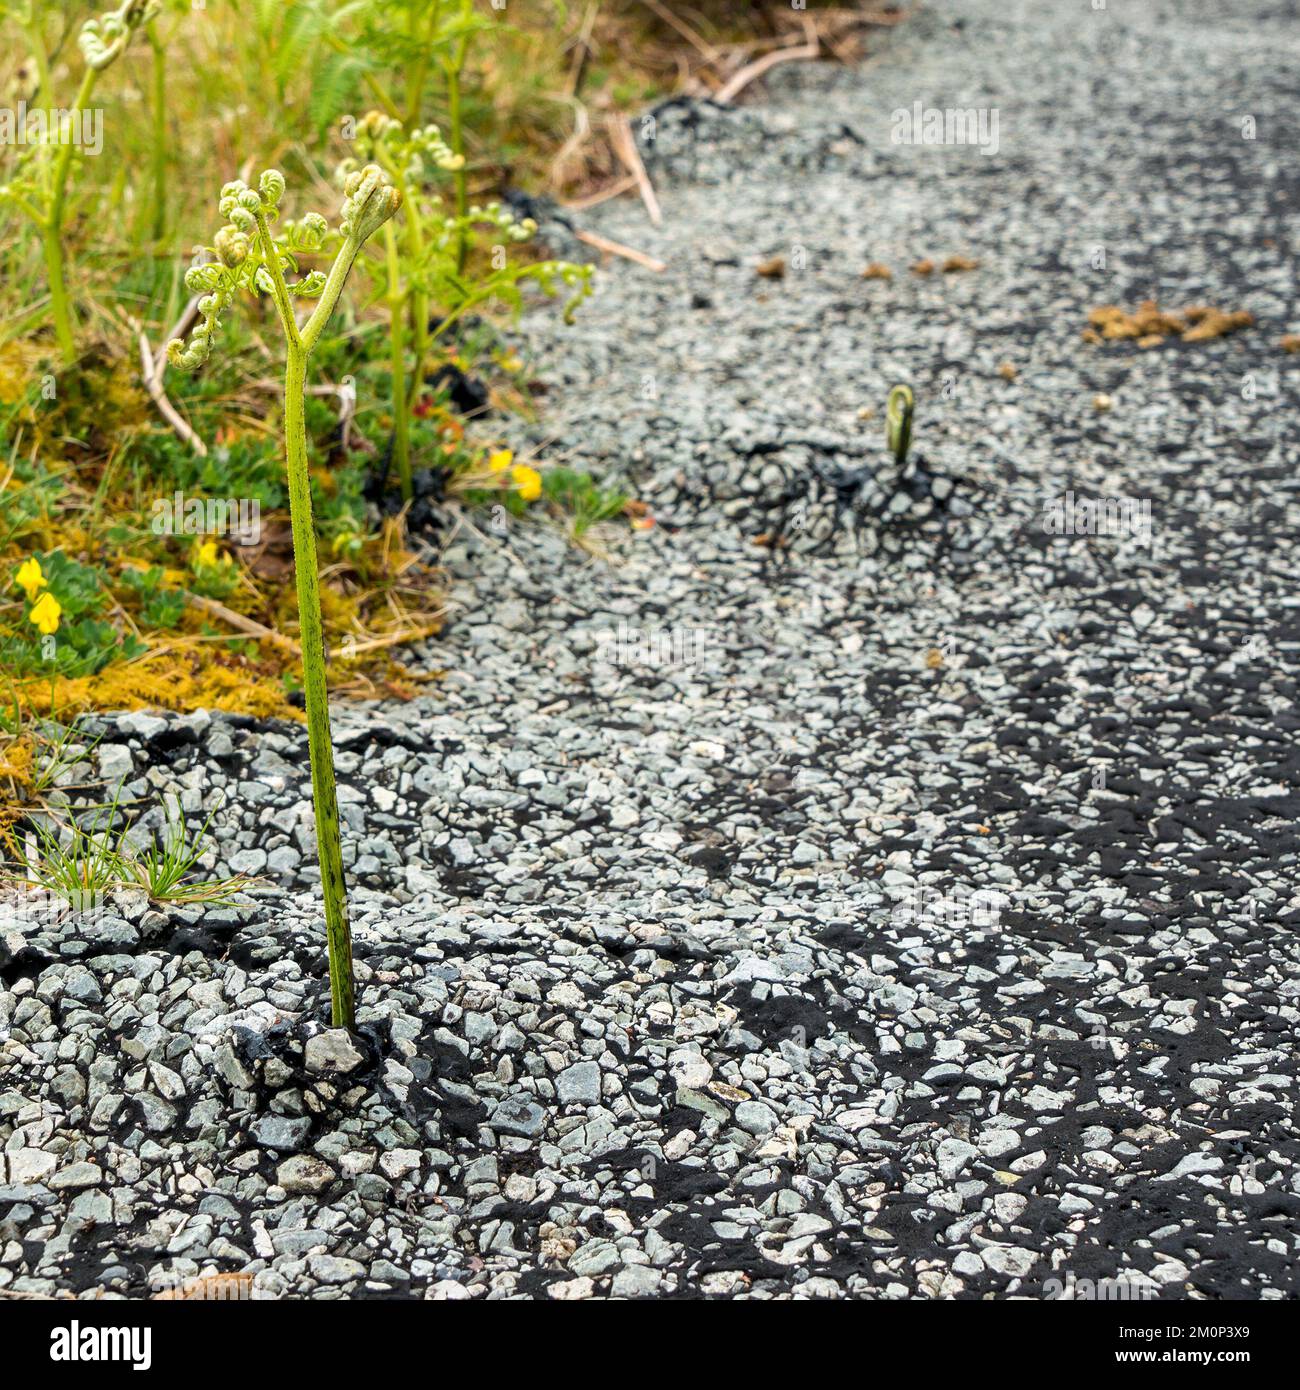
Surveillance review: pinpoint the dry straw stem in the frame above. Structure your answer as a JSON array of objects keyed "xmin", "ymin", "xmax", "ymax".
[
  {"xmin": 562, "ymin": 175, "xmax": 637, "ymax": 211},
  {"xmin": 640, "ymin": 0, "xmax": 722, "ymax": 66},
  {"xmin": 607, "ymin": 113, "xmax": 662, "ymax": 225},
  {"xmin": 185, "ymin": 593, "xmax": 299, "ymax": 654},
  {"xmin": 136, "ymin": 294, "xmax": 208, "ymax": 456},
  {"xmin": 715, "ymin": 24, "xmax": 821, "ymax": 105},
  {"xmin": 572, "ymin": 229, "xmax": 666, "ymax": 273}
]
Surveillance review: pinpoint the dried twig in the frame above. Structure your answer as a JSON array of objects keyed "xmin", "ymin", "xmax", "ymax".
[
  {"xmin": 565, "ymin": 0, "xmax": 600, "ymax": 98},
  {"xmin": 561, "ymin": 175, "xmax": 637, "ymax": 211},
  {"xmin": 548, "ymin": 98, "xmax": 593, "ymax": 191},
  {"xmin": 337, "ymin": 625, "xmax": 441, "ymax": 658},
  {"xmin": 573, "ymin": 228, "xmax": 666, "ymax": 273},
  {"xmin": 187, "ymin": 593, "xmax": 300, "ymax": 654},
  {"xmin": 608, "ymin": 113, "xmax": 663, "ymax": 226},
  {"xmin": 642, "ymin": 0, "xmax": 721, "ymax": 64},
  {"xmin": 188, "ymin": 592, "xmax": 439, "ymax": 662},
  {"xmin": 715, "ymin": 35, "xmax": 822, "ymax": 105},
  {"xmin": 137, "ymin": 295, "xmax": 208, "ymax": 456}
]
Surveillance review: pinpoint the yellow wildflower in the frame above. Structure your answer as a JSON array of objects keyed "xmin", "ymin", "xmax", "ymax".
[
  {"xmin": 488, "ymin": 449, "xmax": 513, "ymax": 473},
  {"xmin": 193, "ymin": 540, "xmax": 228, "ymax": 568},
  {"xmin": 28, "ymin": 591, "xmax": 61, "ymax": 635},
  {"xmin": 15, "ymin": 556, "xmax": 46, "ymax": 601},
  {"xmin": 512, "ymin": 464, "xmax": 542, "ymax": 502}
]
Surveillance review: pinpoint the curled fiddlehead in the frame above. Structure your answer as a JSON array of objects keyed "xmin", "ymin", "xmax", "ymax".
[
  {"xmin": 887, "ymin": 384, "xmax": 914, "ymax": 466},
  {"xmin": 79, "ymin": 0, "xmax": 160, "ymax": 71},
  {"xmin": 339, "ymin": 162, "xmax": 404, "ymax": 245},
  {"xmin": 166, "ymin": 168, "xmax": 395, "ymax": 371}
]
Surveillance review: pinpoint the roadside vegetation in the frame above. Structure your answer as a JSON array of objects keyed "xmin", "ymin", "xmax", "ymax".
[{"xmin": 0, "ymin": 3, "xmax": 900, "ymax": 977}]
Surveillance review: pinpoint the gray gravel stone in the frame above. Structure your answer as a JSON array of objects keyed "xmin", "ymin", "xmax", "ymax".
[
  {"xmin": 556, "ymin": 1061, "xmax": 601, "ymax": 1106},
  {"xmin": 487, "ymin": 1097, "xmax": 547, "ymax": 1138},
  {"xmin": 304, "ymin": 1029, "xmax": 366, "ymax": 1075},
  {"xmin": 277, "ymin": 1156, "xmax": 336, "ymax": 1194},
  {"xmin": 251, "ymin": 1117, "xmax": 312, "ymax": 1152}
]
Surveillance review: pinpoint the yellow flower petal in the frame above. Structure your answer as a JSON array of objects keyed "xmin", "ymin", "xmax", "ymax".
[
  {"xmin": 488, "ymin": 449, "xmax": 513, "ymax": 473},
  {"xmin": 511, "ymin": 463, "xmax": 542, "ymax": 502},
  {"xmin": 28, "ymin": 591, "xmax": 60, "ymax": 636},
  {"xmin": 194, "ymin": 540, "xmax": 219, "ymax": 568},
  {"xmin": 15, "ymin": 556, "xmax": 46, "ymax": 602}
]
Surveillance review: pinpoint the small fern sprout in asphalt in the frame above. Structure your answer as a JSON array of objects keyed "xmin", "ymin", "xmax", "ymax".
[
  {"xmin": 887, "ymin": 384, "xmax": 915, "ymax": 466},
  {"xmin": 167, "ymin": 166, "xmax": 402, "ymax": 1031},
  {"xmin": 0, "ymin": 0, "xmax": 160, "ymax": 361}
]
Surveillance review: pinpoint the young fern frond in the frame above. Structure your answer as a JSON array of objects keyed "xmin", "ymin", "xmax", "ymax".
[
  {"xmin": 166, "ymin": 173, "xmax": 330, "ymax": 372},
  {"xmin": 167, "ymin": 165, "xmax": 402, "ymax": 1031},
  {"xmin": 887, "ymin": 384, "xmax": 914, "ymax": 466},
  {"xmin": 78, "ymin": 0, "xmax": 160, "ymax": 69}
]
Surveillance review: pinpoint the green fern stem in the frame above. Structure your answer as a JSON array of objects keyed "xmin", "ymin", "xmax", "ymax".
[
  {"xmin": 372, "ymin": 150, "xmax": 420, "ymax": 499},
  {"xmin": 43, "ymin": 65, "xmax": 98, "ymax": 362},
  {"xmin": 404, "ymin": 0, "xmax": 439, "ymax": 129},
  {"xmin": 41, "ymin": 222, "xmax": 75, "ymax": 363},
  {"xmin": 147, "ymin": 22, "xmax": 167, "ymax": 241},
  {"xmin": 22, "ymin": 5, "xmax": 55, "ymax": 106},
  {"xmin": 445, "ymin": 33, "xmax": 471, "ymax": 274},
  {"xmin": 402, "ymin": 197, "xmax": 430, "ymax": 424},
  {"xmin": 255, "ymin": 210, "xmax": 356, "ymax": 1031},
  {"xmin": 284, "ymin": 345, "xmax": 355, "ymax": 1029},
  {"xmin": 384, "ymin": 221, "xmax": 413, "ymax": 501}
]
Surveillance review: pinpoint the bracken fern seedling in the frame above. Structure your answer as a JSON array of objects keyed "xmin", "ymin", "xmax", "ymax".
[
  {"xmin": 887, "ymin": 383, "xmax": 914, "ymax": 466},
  {"xmin": 167, "ymin": 164, "xmax": 403, "ymax": 1030}
]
